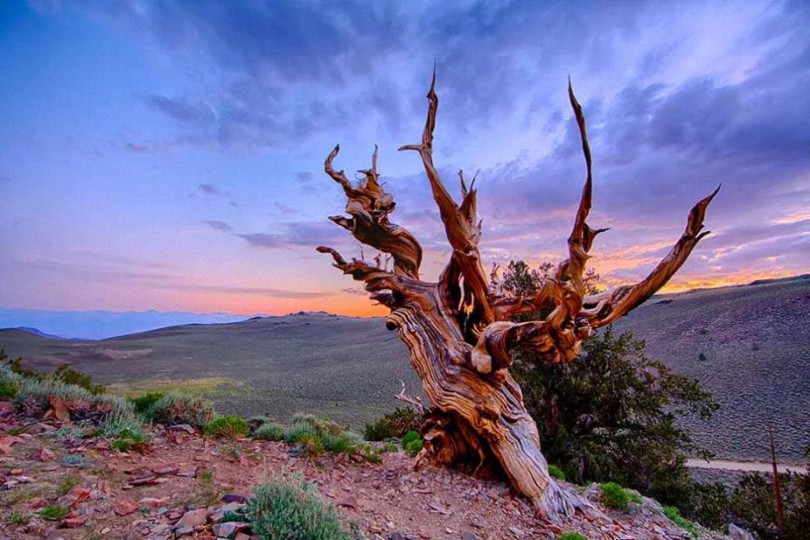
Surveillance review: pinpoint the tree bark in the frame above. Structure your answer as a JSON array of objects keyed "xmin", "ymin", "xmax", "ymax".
[{"xmin": 318, "ymin": 73, "xmax": 716, "ymax": 521}]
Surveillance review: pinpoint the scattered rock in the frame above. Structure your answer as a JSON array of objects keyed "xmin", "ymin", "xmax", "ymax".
[
  {"xmin": 212, "ymin": 522, "xmax": 249, "ymax": 537},
  {"xmin": 174, "ymin": 508, "xmax": 208, "ymax": 530},
  {"xmin": 461, "ymin": 532, "xmax": 478, "ymax": 540},
  {"xmin": 729, "ymin": 523, "xmax": 756, "ymax": 540},
  {"xmin": 222, "ymin": 493, "xmax": 248, "ymax": 504},
  {"xmin": 114, "ymin": 499, "xmax": 139, "ymax": 516},
  {"xmin": 36, "ymin": 447, "xmax": 56, "ymax": 461},
  {"xmin": 168, "ymin": 424, "xmax": 196, "ymax": 435},
  {"xmin": 60, "ymin": 516, "xmax": 88, "ymax": 529},
  {"xmin": 339, "ymin": 496, "xmax": 358, "ymax": 509}
]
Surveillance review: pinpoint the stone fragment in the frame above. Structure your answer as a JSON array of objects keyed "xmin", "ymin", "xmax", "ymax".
[
  {"xmin": 168, "ymin": 424, "xmax": 196, "ymax": 434},
  {"xmin": 114, "ymin": 499, "xmax": 139, "ymax": 516},
  {"xmin": 37, "ymin": 447, "xmax": 56, "ymax": 461},
  {"xmin": 729, "ymin": 524, "xmax": 755, "ymax": 540},
  {"xmin": 174, "ymin": 508, "xmax": 208, "ymax": 530},
  {"xmin": 221, "ymin": 493, "xmax": 248, "ymax": 504},
  {"xmin": 60, "ymin": 516, "xmax": 88, "ymax": 528},
  {"xmin": 461, "ymin": 532, "xmax": 478, "ymax": 540},
  {"xmin": 212, "ymin": 522, "xmax": 249, "ymax": 537}
]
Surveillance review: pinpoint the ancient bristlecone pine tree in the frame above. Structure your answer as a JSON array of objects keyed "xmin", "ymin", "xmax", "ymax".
[{"xmin": 318, "ymin": 74, "xmax": 717, "ymax": 521}]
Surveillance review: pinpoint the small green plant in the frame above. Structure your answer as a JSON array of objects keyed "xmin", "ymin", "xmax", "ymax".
[
  {"xmin": 600, "ymin": 482, "xmax": 630, "ymax": 510},
  {"xmin": 128, "ymin": 392, "xmax": 165, "ymax": 414},
  {"xmin": 662, "ymin": 505, "xmax": 698, "ymax": 538},
  {"xmin": 381, "ymin": 442, "xmax": 398, "ymax": 453},
  {"xmin": 205, "ymin": 415, "xmax": 250, "ymax": 439},
  {"xmin": 6, "ymin": 511, "xmax": 31, "ymax": 526},
  {"xmin": 248, "ymin": 476, "xmax": 351, "ymax": 540},
  {"xmin": 401, "ymin": 430, "xmax": 423, "ymax": 456},
  {"xmin": 358, "ymin": 444, "xmax": 383, "ymax": 463},
  {"xmin": 146, "ymin": 393, "xmax": 214, "ymax": 429},
  {"xmin": 548, "ymin": 464, "xmax": 566, "ymax": 481},
  {"xmin": 38, "ymin": 505, "xmax": 69, "ymax": 521},
  {"xmin": 221, "ymin": 445, "xmax": 242, "ymax": 460},
  {"xmin": 107, "ymin": 425, "xmax": 149, "ymax": 453},
  {"xmin": 110, "ymin": 438, "xmax": 133, "ymax": 452},
  {"xmin": 297, "ymin": 434, "xmax": 326, "ymax": 457},
  {"xmin": 287, "ymin": 420, "xmax": 320, "ymax": 444},
  {"xmin": 253, "ymin": 422, "xmax": 286, "ymax": 441},
  {"xmin": 57, "ymin": 474, "xmax": 80, "ymax": 496},
  {"xmin": 364, "ymin": 407, "xmax": 423, "ymax": 441},
  {"xmin": 52, "ymin": 365, "xmax": 105, "ymax": 394},
  {"xmin": 558, "ymin": 533, "xmax": 588, "ymax": 540},
  {"xmin": 198, "ymin": 470, "xmax": 214, "ymax": 486},
  {"xmin": 0, "ymin": 378, "xmax": 18, "ymax": 399}
]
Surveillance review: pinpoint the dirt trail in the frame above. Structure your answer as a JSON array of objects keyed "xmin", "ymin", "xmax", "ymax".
[{"xmin": 686, "ymin": 459, "xmax": 806, "ymax": 474}]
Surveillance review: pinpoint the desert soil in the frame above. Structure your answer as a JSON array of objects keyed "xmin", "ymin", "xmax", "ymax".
[{"xmin": 0, "ymin": 417, "xmax": 727, "ymax": 540}]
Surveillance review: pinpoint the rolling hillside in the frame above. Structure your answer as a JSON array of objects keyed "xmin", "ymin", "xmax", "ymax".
[{"xmin": 1, "ymin": 276, "xmax": 808, "ymax": 462}]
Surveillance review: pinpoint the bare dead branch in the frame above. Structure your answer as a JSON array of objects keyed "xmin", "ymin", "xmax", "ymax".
[
  {"xmin": 582, "ymin": 186, "xmax": 720, "ymax": 327},
  {"xmin": 395, "ymin": 380, "xmax": 425, "ymax": 414}
]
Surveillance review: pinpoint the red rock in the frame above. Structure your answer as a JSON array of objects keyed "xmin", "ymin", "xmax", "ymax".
[
  {"xmin": 0, "ymin": 401, "xmax": 15, "ymax": 417},
  {"xmin": 60, "ymin": 516, "xmax": 88, "ymax": 528},
  {"xmin": 174, "ymin": 508, "xmax": 208, "ymax": 529},
  {"xmin": 114, "ymin": 499, "xmax": 139, "ymax": 516},
  {"xmin": 61, "ymin": 487, "xmax": 92, "ymax": 508},
  {"xmin": 152, "ymin": 465, "xmax": 179, "ymax": 475},
  {"xmin": 37, "ymin": 447, "xmax": 56, "ymax": 462},
  {"xmin": 29, "ymin": 497, "xmax": 48, "ymax": 510},
  {"xmin": 0, "ymin": 435, "xmax": 21, "ymax": 447},
  {"xmin": 49, "ymin": 395, "xmax": 70, "ymax": 421},
  {"xmin": 138, "ymin": 497, "xmax": 168, "ymax": 508},
  {"xmin": 10, "ymin": 468, "xmax": 23, "ymax": 475}
]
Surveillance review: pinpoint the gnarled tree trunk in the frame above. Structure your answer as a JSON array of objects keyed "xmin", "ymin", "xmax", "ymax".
[{"xmin": 318, "ymin": 73, "xmax": 717, "ymax": 522}]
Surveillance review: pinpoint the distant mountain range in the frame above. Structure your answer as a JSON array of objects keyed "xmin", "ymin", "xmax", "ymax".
[
  {"xmin": 1, "ymin": 275, "xmax": 808, "ymax": 462},
  {"xmin": 0, "ymin": 309, "xmax": 254, "ymax": 340}
]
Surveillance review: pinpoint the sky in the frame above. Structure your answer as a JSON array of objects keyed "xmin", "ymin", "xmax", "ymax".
[{"xmin": 1, "ymin": 0, "xmax": 808, "ymax": 320}]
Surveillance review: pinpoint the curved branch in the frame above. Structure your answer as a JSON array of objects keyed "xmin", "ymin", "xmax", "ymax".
[
  {"xmin": 399, "ymin": 71, "xmax": 494, "ymax": 328},
  {"xmin": 324, "ymin": 145, "xmax": 423, "ymax": 279},
  {"xmin": 582, "ymin": 186, "xmax": 720, "ymax": 327},
  {"xmin": 316, "ymin": 246, "xmax": 404, "ymax": 308}
]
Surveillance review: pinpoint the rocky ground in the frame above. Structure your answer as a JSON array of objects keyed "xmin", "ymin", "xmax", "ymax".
[{"xmin": 0, "ymin": 404, "xmax": 733, "ymax": 540}]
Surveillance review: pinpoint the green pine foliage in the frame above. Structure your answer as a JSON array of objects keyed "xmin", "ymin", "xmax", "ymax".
[{"xmin": 497, "ymin": 260, "xmax": 718, "ymax": 509}]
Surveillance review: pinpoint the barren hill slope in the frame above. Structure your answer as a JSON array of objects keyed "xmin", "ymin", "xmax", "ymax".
[{"xmin": 1, "ymin": 276, "xmax": 808, "ymax": 461}]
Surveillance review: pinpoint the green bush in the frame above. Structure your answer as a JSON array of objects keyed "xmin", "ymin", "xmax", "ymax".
[
  {"xmin": 52, "ymin": 365, "xmax": 105, "ymax": 395},
  {"xmin": 0, "ymin": 378, "xmax": 18, "ymax": 399},
  {"xmin": 253, "ymin": 422, "xmax": 286, "ymax": 441},
  {"xmin": 548, "ymin": 464, "xmax": 566, "ymax": 481},
  {"xmin": 401, "ymin": 430, "xmax": 420, "ymax": 446},
  {"xmin": 363, "ymin": 407, "xmax": 423, "ymax": 441},
  {"xmin": 728, "ymin": 470, "xmax": 810, "ymax": 540},
  {"xmin": 128, "ymin": 392, "xmax": 165, "ymax": 415},
  {"xmin": 687, "ymin": 481, "xmax": 730, "ymax": 530},
  {"xmin": 56, "ymin": 474, "xmax": 80, "ymax": 496},
  {"xmin": 145, "ymin": 393, "xmax": 214, "ymax": 429},
  {"xmin": 287, "ymin": 420, "xmax": 321, "ymax": 444},
  {"xmin": 205, "ymin": 415, "xmax": 250, "ymax": 439},
  {"xmin": 558, "ymin": 533, "xmax": 588, "ymax": 540},
  {"xmin": 600, "ymin": 482, "xmax": 631, "ymax": 510},
  {"xmin": 663, "ymin": 505, "xmax": 698, "ymax": 538},
  {"xmin": 402, "ymin": 430, "xmax": 423, "ymax": 457},
  {"xmin": 38, "ymin": 505, "xmax": 69, "ymax": 521},
  {"xmin": 248, "ymin": 477, "xmax": 351, "ymax": 540}
]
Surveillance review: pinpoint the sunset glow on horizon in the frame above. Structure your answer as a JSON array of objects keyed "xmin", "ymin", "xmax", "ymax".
[{"xmin": 1, "ymin": 1, "xmax": 808, "ymax": 320}]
